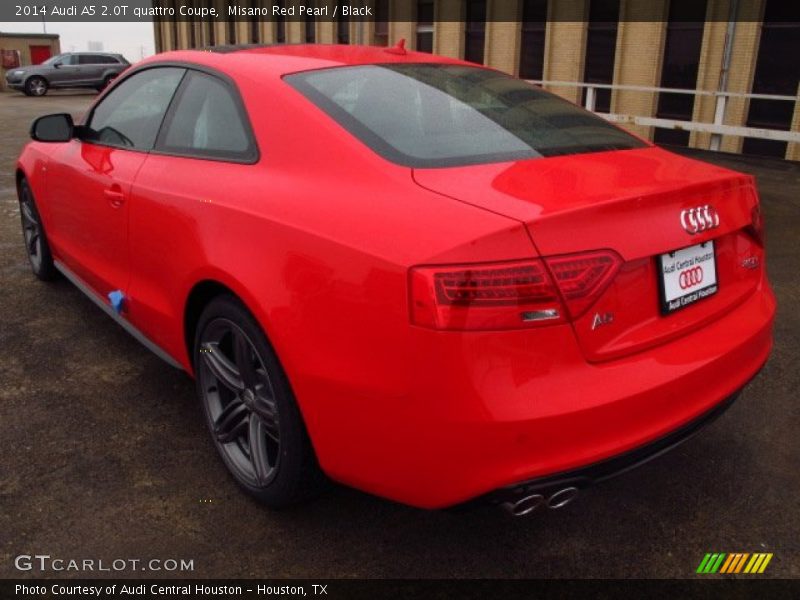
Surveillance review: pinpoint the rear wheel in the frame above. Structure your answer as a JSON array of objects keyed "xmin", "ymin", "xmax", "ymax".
[
  {"xmin": 18, "ymin": 178, "xmax": 56, "ymax": 281},
  {"xmin": 194, "ymin": 295, "xmax": 325, "ymax": 507},
  {"xmin": 25, "ymin": 76, "xmax": 48, "ymax": 97},
  {"xmin": 98, "ymin": 74, "xmax": 116, "ymax": 91}
]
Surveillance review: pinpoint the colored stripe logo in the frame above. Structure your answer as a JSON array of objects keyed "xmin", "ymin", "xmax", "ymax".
[{"xmin": 697, "ymin": 552, "xmax": 773, "ymax": 574}]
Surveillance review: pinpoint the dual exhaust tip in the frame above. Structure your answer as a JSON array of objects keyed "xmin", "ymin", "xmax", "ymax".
[{"xmin": 500, "ymin": 486, "xmax": 579, "ymax": 517}]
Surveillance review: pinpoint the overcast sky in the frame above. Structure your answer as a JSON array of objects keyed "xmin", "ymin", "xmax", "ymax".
[{"xmin": 0, "ymin": 21, "xmax": 156, "ymax": 62}]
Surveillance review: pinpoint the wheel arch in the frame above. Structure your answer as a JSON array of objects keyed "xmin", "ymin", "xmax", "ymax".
[
  {"xmin": 183, "ymin": 279, "xmax": 238, "ymax": 370},
  {"xmin": 25, "ymin": 73, "xmax": 48, "ymax": 86},
  {"xmin": 15, "ymin": 168, "xmax": 26, "ymax": 191},
  {"xmin": 16, "ymin": 167, "xmax": 40, "ymax": 211},
  {"xmin": 182, "ymin": 277, "xmax": 285, "ymax": 373},
  {"xmin": 16, "ymin": 165, "xmax": 50, "ymax": 226}
]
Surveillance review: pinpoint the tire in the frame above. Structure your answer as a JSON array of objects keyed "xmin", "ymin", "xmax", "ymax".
[
  {"xmin": 25, "ymin": 76, "xmax": 48, "ymax": 97},
  {"xmin": 18, "ymin": 178, "xmax": 57, "ymax": 281},
  {"xmin": 97, "ymin": 75, "xmax": 116, "ymax": 92},
  {"xmin": 194, "ymin": 295, "xmax": 326, "ymax": 508}
]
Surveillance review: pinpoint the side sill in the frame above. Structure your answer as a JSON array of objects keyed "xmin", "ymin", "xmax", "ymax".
[{"xmin": 54, "ymin": 260, "xmax": 184, "ymax": 371}]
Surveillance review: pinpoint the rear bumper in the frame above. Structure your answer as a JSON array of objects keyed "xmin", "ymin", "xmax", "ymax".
[
  {"xmin": 312, "ymin": 278, "xmax": 775, "ymax": 509},
  {"xmin": 479, "ymin": 380, "xmax": 751, "ymax": 508}
]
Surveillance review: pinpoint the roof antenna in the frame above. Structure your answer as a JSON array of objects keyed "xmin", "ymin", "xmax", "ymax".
[{"xmin": 384, "ymin": 38, "xmax": 407, "ymax": 56}]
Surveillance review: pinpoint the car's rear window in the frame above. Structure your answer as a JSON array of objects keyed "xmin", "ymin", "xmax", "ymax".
[{"xmin": 285, "ymin": 64, "xmax": 646, "ymax": 168}]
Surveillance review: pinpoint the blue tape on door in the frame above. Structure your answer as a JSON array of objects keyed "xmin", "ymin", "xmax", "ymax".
[{"xmin": 108, "ymin": 290, "xmax": 125, "ymax": 314}]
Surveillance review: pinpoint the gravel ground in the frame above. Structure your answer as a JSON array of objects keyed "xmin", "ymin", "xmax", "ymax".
[{"xmin": 0, "ymin": 91, "xmax": 798, "ymax": 579}]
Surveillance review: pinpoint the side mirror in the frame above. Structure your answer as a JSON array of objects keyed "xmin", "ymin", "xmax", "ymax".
[
  {"xmin": 30, "ymin": 113, "xmax": 74, "ymax": 142},
  {"xmin": 53, "ymin": 61, "xmax": 62, "ymax": 68}
]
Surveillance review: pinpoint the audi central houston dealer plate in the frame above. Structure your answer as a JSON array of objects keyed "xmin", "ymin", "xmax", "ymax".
[{"xmin": 659, "ymin": 242, "xmax": 718, "ymax": 314}]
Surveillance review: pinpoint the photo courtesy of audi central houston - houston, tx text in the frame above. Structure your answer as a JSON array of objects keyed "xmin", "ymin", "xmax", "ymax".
[{"xmin": 0, "ymin": 0, "xmax": 798, "ymax": 595}]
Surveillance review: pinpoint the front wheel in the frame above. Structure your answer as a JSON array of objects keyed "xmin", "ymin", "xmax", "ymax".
[
  {"xmin": 25, "ymin": 76, "xmax": 48, "ymax": 97},
  {"xmin": 18, "ymin": 178, "xmax": 57, "ymax": 281},
  {"xmin": 194, "ymin": 295, "xmax": 326, "ymax": 508}
]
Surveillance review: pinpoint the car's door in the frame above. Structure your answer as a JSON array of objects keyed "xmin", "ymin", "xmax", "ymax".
[
  {"xmin": 125, "ymin": 69, "xmax": 259, "ymax": 357},
  {"xmin": 77, "ymin": 54, "xmax": 106, "ymax": 85},
  {"xmin": 47, "ymin": 53, "xmax": 80, "ymax": 87},
  {"xmin": 45, "ymin": 66, "xmax": 186, "ymax": 298}
]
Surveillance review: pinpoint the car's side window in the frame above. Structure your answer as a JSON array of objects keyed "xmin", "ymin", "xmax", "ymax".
[
  {"xmin": 59, "ymin": 54, "xmax": 77, "ymax": 66},
  {"xmin": 85, "ymin": 67, "xmax": 185, "ymax": 151},
  {"xmin": 87, "ymin": 55, "xmax": 119, "ymax": 65},
  {"xmin": 156, "ymin": 70, "xmax": 257, "ymax": 162}
]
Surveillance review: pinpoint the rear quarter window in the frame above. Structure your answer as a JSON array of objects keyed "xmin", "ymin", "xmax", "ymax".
[{"xmin": 155, "ymin": 70, "xmax": 257, "ymax": 163}]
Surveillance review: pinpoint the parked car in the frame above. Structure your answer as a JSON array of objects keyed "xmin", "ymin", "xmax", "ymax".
[
  {"xmin": 5, "ymin": 52, "xmax": 129, "ymax": 96},
  {"xmin": 15, "ymin": 45, "xmax": 775, "ymax": 513}
]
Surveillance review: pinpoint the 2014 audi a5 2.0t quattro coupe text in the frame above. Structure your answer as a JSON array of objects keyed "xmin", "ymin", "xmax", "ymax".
[{"xmin": 16, "ymin": 44, "xmax": 774, "ymax": 514}]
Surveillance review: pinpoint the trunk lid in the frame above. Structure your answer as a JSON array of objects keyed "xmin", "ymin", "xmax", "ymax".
[{"xmin": 413, "ymin": 146, "xmax": 764, "ymax": 361}]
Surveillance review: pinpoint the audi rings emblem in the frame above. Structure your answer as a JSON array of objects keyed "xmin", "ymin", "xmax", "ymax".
[
  {"xmin": 680, "ymin": 205, "xmax": 719, "ymax": 234},
  {"xmin": 679, "ymin": 266, "xmax": 704, "ymax": 289}
]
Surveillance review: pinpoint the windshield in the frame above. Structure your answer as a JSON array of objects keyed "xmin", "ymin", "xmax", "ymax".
[
  {"xmin": 286, "ymin": 64, "xmax": 647, "ymax": 168},
  {"xmin": 41, "ymin": 54, "xmax": 65, "ymax": 66}
]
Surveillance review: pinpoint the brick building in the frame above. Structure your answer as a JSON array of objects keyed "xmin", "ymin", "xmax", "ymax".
[
  {"xmin": 0, "ymin": 32, "xmax": 61, "ymax": 92},
  {"xmin": 153, "ymin": 0, "xmax": 800, "ymax": 160}
]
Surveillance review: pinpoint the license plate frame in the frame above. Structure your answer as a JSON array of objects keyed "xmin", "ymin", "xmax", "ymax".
[{"xmin": 657, "ymin": 241, "xmax": 719, "ymax": 315}]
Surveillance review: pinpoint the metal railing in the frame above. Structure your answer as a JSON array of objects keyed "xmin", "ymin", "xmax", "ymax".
[{"xmin": 529, "ymin": 79, "xmax": 800, "ymax": 151}]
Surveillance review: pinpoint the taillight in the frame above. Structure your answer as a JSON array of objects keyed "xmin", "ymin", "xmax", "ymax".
[
  {"xmin": 410, "ymin": 250, "xmax": 622, "ymax": 330},
  {"xmin": 746, "ymin": 203, "xmax": 765, "ymax": 247},
  {"xmin": 544, "ymin": 250, "xmax": 622, "ymax": 319},
  {"xmin": 410, "ymin": 259, "xmax": 565, "ymax": 330}
]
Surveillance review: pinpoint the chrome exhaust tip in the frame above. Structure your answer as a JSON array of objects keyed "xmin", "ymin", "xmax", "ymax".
[
  {"xmin": 547, "ymin": 486, "xmax": 579, "ymax": 509},
  {"xmin": 501, "ymin": 493, "xmax": 545, "ymax": 517},
  {"xmin": 499, "ymin": 486, "xmax": 579, "ymax": 516}
]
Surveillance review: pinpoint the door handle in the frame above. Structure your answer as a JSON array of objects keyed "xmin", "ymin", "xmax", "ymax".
[{"xmin": 104, "ymin": 187, "xmax": 125, "ymax": 208}]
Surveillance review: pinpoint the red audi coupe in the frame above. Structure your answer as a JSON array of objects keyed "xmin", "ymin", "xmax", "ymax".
[{"xmin": 16, "ymin": 44, "xmax": 774, "ymax": 514}]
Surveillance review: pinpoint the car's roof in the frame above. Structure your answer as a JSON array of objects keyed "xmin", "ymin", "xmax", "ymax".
[{"xmin": 141, "ymin": 43, "xmax": 471, "ymax": 78}]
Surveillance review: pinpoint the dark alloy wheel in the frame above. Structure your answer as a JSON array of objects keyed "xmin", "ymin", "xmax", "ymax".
[
  {"xmin": 194, "ymin": 296, "xmax": 325, "ymax": 507},
  {"xmin": 199, "ymin": 317, "xmax": 281, "ymax": 486},
  {"xmin": 25, "ymin": 76, "xmax": 48, "ymax": 97},
  {"xmin": 18, "ymin": 179, "xmax": 56, "ymax": 280}
]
